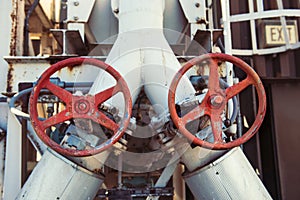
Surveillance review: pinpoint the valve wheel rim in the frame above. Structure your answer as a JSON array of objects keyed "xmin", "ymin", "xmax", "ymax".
[
  {"xmin": 168, "ymin": 53, "xmax": 266, "ymax": 150},
  {"xmin": 29, "ymin": 57, "xmax": 132, "ymax": 157}
]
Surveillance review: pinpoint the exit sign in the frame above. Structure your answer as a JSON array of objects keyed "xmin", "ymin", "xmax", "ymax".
[{"xmin": 260, "ymin": 20, "xmax": 298, "ymax": 47}]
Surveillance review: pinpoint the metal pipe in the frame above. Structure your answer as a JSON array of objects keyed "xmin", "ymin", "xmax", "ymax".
[
  {"xmin": 89, "ymin": 0, "xmax": 195, "ymax": 116},
  {"xmin": 16, "ymin": 150, "xmax": 104, "ymax": 200},
  {"xmin": 183, "ymin": 148, "xmax": 272, "ymax": 200},
  {"xmin": 9, "ymin": 81, "xmax": 93, "ymax": 120},
  {"xmin": 9, "ymin": 88, "xmax": 33, "ymax": 120},
  {"xmin": 24, "ymin": 0, "xmax": 40, "ymax": 56}
]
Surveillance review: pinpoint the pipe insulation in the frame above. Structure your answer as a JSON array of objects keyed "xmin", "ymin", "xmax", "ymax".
[{"xmin": 89, "ymin": 0, "xmax": 195, "ymax": 115}]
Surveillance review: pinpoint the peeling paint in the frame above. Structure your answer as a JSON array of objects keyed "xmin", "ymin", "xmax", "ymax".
[
  {"xmin": 9, "ymin": 0, "xmax": 25, "ymax": 56},
  {"xmin": 6, "ymin": 64, "xmax": 14, "ymax": 93},
  {"xmin": 9, "ymin": 0, "xmax": 18, "ymax": 56}
]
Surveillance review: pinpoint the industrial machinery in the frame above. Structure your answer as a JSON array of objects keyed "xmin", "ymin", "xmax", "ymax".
[{"xmin": 1, "ymin": 0, "xmax": 299, "ymax": 199}]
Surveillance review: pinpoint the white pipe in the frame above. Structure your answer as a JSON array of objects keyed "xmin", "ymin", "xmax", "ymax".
[
  {"xmin": 16, "ymin": 150, "xmax": 104, "ymax": 200},
  {"xmin": 89, "ymin": 0, "xmax": 195, "ymax": 115},
  {"xmin": 118, "ymin": 0, "xmax": 165, "ymax": 33}
]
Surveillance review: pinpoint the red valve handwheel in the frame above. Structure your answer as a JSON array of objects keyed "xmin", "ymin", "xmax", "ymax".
[
  {"xmin": 168, "ymin": 53, "xmax": 266, "ymax": 149},
  {"xmin": 29, "ymin": 57, "xmax": 132, "ymax": 157}
]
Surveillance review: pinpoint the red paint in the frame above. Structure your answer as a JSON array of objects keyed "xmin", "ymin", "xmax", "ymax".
[
  {"xmin": 29, "ymin": 57, "xmax": 132, "ymax": 157},
  {"xmin": 168, "ymin": 53, "xmax": 266, "ymax": 150}
]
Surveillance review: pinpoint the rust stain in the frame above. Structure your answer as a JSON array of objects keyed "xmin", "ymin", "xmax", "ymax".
[
  {"xmin": 9, "ymin": 0, "xmax": 19, "ymax": 56},
  {"xmin": 93, "ymin": 168, "xmax": 103, "ymax": 175},
  {"xmin": 6, "ymin": 64, "xmax": 14, "ymax": 93},
  {"xmin": 57, "ymin": 65, "xmax": 76, "ymax": 77},
  {"xmin": 67, "ymin": 65, "xmax": 76, "ymax": 72}
]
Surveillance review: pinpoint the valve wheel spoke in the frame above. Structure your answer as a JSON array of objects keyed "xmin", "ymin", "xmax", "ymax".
[
  {"xmin": 93, "ymin": 111, "xmax": 119, "ymax": 133},
  {"xmin": 208, "ymin": 59, "xmax": 221, "ymax": 92},
  {"xmin": 29, "ymin": 57, "xmax": 132, "ymax": 157},
  {"xmin": 45, "ymin": 80, "xmax": 72, "ymax": 104},
  {"xmin": 182, "ymin": 102, "xmax": 208, "ymax": 125},
  {"xmin": 168, "ymin": 53, "xmax": 266, "ymax": 150},
  {"xmin": 41, "ymin": 109, "xmax": 72, "ymax": 130},
  {"xmin": 226, "ymin": 76, "xmax": 253, "ymax": 100},
  {"xmin": 210, "ymin": 113, "xmax": 223, "ymax": 143},
  {"xmin": 95, "ymin": 83, "xmax": 122, "ymax": 107}
]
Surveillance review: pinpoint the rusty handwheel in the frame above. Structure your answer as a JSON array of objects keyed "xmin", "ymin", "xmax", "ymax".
[
  {"xmin": 30, "ymin": 57, "xmax": 132, "ymax": 157},
  {"xmin": 168, "ymin": 53, "xmax": 266, "ymax": 149}
]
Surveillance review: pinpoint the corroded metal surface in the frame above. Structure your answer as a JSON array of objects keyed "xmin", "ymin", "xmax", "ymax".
[
  {"xmin": 9, "ymin": 0, "xmax": 25, "ymax": 56},
  {"xmin": 29, "ymin": 57, "xmax": 132, "ymax": 157},
  {"xmin": 168, "ymin": 53, "xmax": 267, "ymax": 149}
]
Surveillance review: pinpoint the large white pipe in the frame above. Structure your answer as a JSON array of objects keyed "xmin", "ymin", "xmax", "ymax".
[
  {"xmin": 89, "ymin": 0, "xmax": 195, "ymax": 115},
  {"xmin": 183, "ymin": 148, "xmax": 272, "ymax": 200},
  {"xmin": 16, "ymin": 150, "xmax": 104, "ymax": 200},
  {"xmin": 15, "ymin": 1, "xmax": 195, "ymax": 200}
]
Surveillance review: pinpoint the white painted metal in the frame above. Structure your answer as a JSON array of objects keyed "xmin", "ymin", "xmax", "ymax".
[
  {"xmin": 4, "ymin": 57, "xmax": 101, "ymax": 92},
  {"xmin": 16, "ymin": 150, "xmax": 104, "ymax": 200},
  {"xmin": 180, "ymin": 146, "xmax": 226, "ymax": 172},
  {"xmin": 88, "ymin": 0, "xmax": 118, "ymax": 44},
  {"xmin": 276, "ymin": 0, "xmax": 292, "ymax": 50},
  {"xmin": 231, "ymin": 43, "xmax": 300, "ymax": 55},
  {"xmin": 27, "ymin": 121, "xmax": 47, "ymax": 155},
  {"xmin": 179, "ymin": 0, "xmax": 206, "ymax": 40},
  {"xmin": 67, "ymin": 0, "xmax": 95, "ymax": 22},
  {"xmin": 118, "ymin": 0, "xmax": 164, "ymax": 33},
  {"xmin": 3, "ymin": 57, "xmax": 108, "ymax": 200},
  {"xmin": 67, "ymin": 0, "xmax": 95, "ymax": 41},
  {"xmin": 183, "ymin": 147, "xmax": 272, "ymax": 200},
  {"xmin": 111, "ymin": 0, "xmax": 120, "ymax": 18},
  {"xmin": 89, "ymin": 0, "xmax": 195, "ymax": 115},
  {"xmin": 256, "ymin": 0, "xmax": 264, "ymax": 12},
  {"xmin": 230, "ymin": 10, "xmax": 300, "ymax": 22},
  {"xmin": 3, "ymin": 111, "xmax": 23, "ymax": 200},
  {"xmin": 179, "ymin": 0, "xmax": 206, "ymax": 24},
  {"xmin": 220, "ymin": 0, "xmax": 234, "ymax": 122},
  {"xmin": 0, "ymin": 103, "xmax": 8, "ymax": 131},
  {"xmin": 1, "ymin": 1, "xmax": 277, "ymax": 199},
  {"xmin": 146, "ymin": 158, "xmax": 180, "ymax": 200},
  {"xmin": 0, "ymin": 139, "xmax": 5, "ymax": 199},
  {"xmin": 0, "ymin": 0, "xmax": 12, "ymax": 96},
  {"xmin": 248, "ymin": 0, "xmax": 259, "ymax": 53},
  {"xmin": 0, "ymin": 104, "xmax": 7, "ymax": 197},
  {"xmin": 142, "ymin": 35, "xmax": 195, "ymax": 115},
  {"xmin": 221, "ymin": 0, "xmax": 300, "ymax": 55},
  {"xmin": 220, "ymin": 0, "xmax": 232, "ymax": 55},
  {"xmin": 67, "ymin": 23, "xmax": 86, "ymax": 42},
  {"xmin": 68, "ymin": 148, "xmax": 112, "ymax": 174}
]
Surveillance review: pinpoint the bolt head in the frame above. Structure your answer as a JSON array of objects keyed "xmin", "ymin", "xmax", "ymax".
[
  {"xmin": 78, "ymin": 102, "xmax": 87, "ymax": 111},
  {"xmin": 210, "ymin": 95, "xmax": 224, "ymax": 107}
]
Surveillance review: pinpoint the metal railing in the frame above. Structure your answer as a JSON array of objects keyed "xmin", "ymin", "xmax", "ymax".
[{"xmin": 221, "ymin": 0, "xmax": 300, "ymax": 55}]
